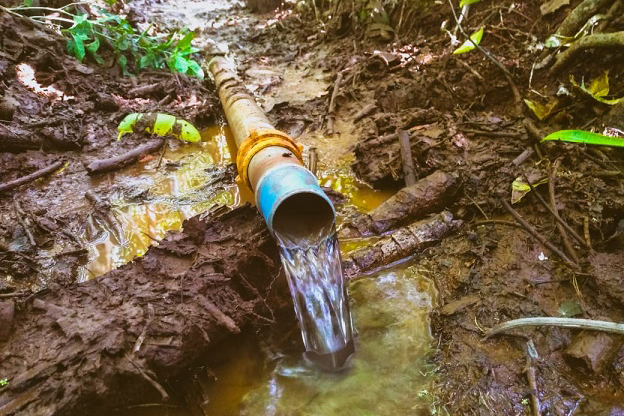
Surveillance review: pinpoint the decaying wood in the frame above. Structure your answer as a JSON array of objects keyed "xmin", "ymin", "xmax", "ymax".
[
  {"xmin": 398, "ymin": 130, "xmax": 417, "ymax": 186},
  {"xmin": 0, "ymin": 125, "xmax": 43, "ymax": 152},
  {"xmin": 0, "ymin": 160, "xmax": 63, "ymax": 193},
  {"xmin": 308, "ymin": 147, "xmax": 318, "ymax": 175},
  {"xmin": 85, "ymin": 139, "xmax": 166, "ymax": 175},
  {"xmin": 353, "ymin": 103, "xmax": 377, "ymax": 122},
  {"xmin": 339, "ymin": 170, "xmax": 459, "ymax": 238},
  {"xmin": 0, "ymin": 206, "xmax": 280, "ymax": 416},
  {"xmin": 128, "ymin": 83, "xmax": 162, "ymax": 98},
  {"xmin": 343, "ymin": 211, "xmax": 461, "ymax": 277},
  {"xmin": 326, "ymin": 72, "xmax": 343, "ymax": 134}
]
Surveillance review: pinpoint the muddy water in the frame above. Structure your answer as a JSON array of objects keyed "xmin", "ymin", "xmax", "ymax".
[
  {"xmin": 84, "ymin": 126, "xmax": 240, "ymax": 278},
  {"xmin": 204, "ymin": 264, "xmax": 436, "ymax": 416}
]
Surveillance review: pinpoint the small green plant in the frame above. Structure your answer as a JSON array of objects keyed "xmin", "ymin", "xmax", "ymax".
[
  {"xmin": 0, "ymin": 378, "xmax": 8, "ymax": 387},
  {"xmin": 63, "ymin": 12, "xmax": 204, "ymax": 78},
  {"xmin": 10, "ymin": 6, "xmax": 203, "ymax": 78}
]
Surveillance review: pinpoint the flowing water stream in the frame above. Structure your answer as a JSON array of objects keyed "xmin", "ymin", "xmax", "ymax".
[{"xmin": 275, "ymin": 228, "xmax": 355, "ymax": 371}]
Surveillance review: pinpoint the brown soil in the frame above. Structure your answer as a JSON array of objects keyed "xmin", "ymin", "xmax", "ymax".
[{"xmin": 0, "ymin": 205, "xmax": 284, "ymax": 415}]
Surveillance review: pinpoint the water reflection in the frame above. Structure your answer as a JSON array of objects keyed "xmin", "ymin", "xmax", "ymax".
[{"xmin": 85, "ymin": 126, "xmax": 238, "ymax": 278}]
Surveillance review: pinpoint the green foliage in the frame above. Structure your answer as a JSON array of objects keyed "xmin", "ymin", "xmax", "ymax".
[
  {"xmin": 542, "ymin": 130, "xmax": 624, "ymax": 147},
  {"xmin": 118, "ymin": 113, "xmax": 201, "ymax": 142},
  {"xmin": 459, "ymin": 0, "xmax": 481, "ymax": 7},
  {"xmin": 0, "ymin": 378, "xmax": 8, "ymax": 387},
  {"xmin": 453, "ymin": 27, "xmax": 484, "ymax": 54},
  {"xmin": 62, "ymin": 11, "xmax": 203, "ymax": 78}
]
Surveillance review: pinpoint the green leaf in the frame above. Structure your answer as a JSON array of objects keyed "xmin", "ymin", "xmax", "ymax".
[
  {"xmin": 86, "ymin": 37, "xmax": 100, "ymax": 54},
  {"xmin": 453, "ymin": 27, "xmax": 484, "ymax": 54},
  {"xmin": 116, "ymin": 34, "xmax": 130, "ymax": 51},
  {"xmin": 23, "ymin": 0, "xmax": 32, "ymax": 6},
  {"xmin": 460, "ymin": 0, "xmax": 481, "ymax": 6},
  {"xmin": 86, "ymin": 38, "xmax": 104, "ymax": 64},
  {"xmin": 187, "ymin": 60, "xmax": 204, "ymax": 79},
  {"xmin": 71, "ymin": 33, "xmax": 86, "ymax": 61},
  {"xmin": 139, "ymin": 54, "xmax": 154, "ymax": 69},
  {"xmin": 559, "ymin": 300, "xmax": 583, "ymax": 317},
  {"xmin": 118, "ymin": 55, "xmax": 131, "ymax": 76},
  {"xmin": 172, "ymin": 55, "xmax": 189, "ymax": 74},
  {"xmin": 176, "ymin": 31, "xmax": 195, "ymax": 51},
  {"xmin": 542, "ymin": 130, "xmax": 624, "ymax": 147}
]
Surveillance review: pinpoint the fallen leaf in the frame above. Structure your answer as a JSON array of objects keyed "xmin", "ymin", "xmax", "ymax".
[
  {"xmin": 453, "ymin": 27, "xmax": 484, "ymax": 54},
  {"xmin": 524, "ymin": 98, "xmax": 558, "ymax": 120},
  {"xmin": 570, "ymin": 71, "xmax": 624, "ymax": 105}
]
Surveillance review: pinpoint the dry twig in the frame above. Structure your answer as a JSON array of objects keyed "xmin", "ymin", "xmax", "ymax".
[
  {"xmin": 500, "ymin": 199, "xmax": 578, "ymax": 270},
  {"xmin": 0, "ymin": 160, "xmax": 64, "ymax": 193}
]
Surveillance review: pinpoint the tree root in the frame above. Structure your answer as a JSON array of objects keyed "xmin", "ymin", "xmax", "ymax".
[
  {"xmin": 486, "ymin": 317, "xmax": 624, "ymax": 338},
  {"xmin": 551, "ymin": 31, "xmax": 624, "ymax": 72},
  {"xmin": 555, "ymin": 0, "xmax": 612, "ymax": 37}
]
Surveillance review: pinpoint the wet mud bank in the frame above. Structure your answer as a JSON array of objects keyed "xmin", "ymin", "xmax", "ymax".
[{"xmin": 0, "ymin": 206, "xmax": 282, "ymax": 415}]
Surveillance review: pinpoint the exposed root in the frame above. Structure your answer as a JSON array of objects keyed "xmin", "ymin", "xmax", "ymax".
[
  {"xmin": 555, "ymin": 0, "xmax": 612, "ymax": 37},
  {"xmin": 486, "ymin": 317, "xmax": 624, "ymax": 337},
  {"xmin": 551, "ymin": 31, "xmax": 624, "ymax": 72}
]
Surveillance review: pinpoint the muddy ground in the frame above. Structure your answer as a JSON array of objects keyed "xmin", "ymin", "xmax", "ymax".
[{"xmin": 1, "ymin": 0, "xmax": 624, "ymax": 414}]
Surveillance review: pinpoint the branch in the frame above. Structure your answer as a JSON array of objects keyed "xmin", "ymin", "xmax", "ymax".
[{"xmin": 447, "ymin": 0, "xmax": 522, "ymax": 109}]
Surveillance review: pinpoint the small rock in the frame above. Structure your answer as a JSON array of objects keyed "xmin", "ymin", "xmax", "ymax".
[{"xmin": 564, "ymin": 331, "xmax": 621, "ymax": 373}]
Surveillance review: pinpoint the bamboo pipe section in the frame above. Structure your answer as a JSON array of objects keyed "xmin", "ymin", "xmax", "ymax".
[
  {"xmin": 207, "ymin": 56, "xmax": 336, "ymax": 240},
  {"xmin": 206, "ymin": 56, "xmax": 355, "ymax": 370}
]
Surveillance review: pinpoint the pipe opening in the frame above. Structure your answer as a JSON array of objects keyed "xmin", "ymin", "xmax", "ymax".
[{"xmin": 272, "ymin": 192, "xmax": 335, "ymax": 248}]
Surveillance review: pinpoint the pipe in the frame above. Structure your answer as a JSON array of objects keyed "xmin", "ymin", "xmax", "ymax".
[{"xmin": 207, "ymin": 56, "xmax": 355, "ymax": 370}]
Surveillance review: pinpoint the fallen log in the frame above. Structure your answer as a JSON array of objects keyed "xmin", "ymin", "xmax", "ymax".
[
  {"xmin": 339, "ymin": 170, "xmax": 459, "ymax": 238},
  {"xmin": 85, "ymin": 139, "xmax": 166, "ymax": 175},
  {"xmin": 344, "ymin": 211, "xmax": 462, "ymax": 277},
  {"xmin": 0, "ymin": 206, "xmax": 280, "ymax": 416},
  {"xmin": 0, "ymin": 160, "xmax": 63, "ymax": 193},
  {"xmin": 0, "ymin": 124, "xmax": 43, "ymax": 153}
]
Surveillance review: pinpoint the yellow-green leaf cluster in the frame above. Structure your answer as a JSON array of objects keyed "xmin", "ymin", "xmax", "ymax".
[
  {"xmin": 117, "ymin": 113, "xmax": 201, "ymax": 142},
  {"xmin": 570, "ymin": 71, "xmax": 624, "ymax": 105}
]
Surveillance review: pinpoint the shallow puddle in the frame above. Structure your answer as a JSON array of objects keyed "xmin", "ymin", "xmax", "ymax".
[
  {"xmin": 148, "ymin": 263, "xmax": 436, "ymax": 416},
  {"xmin": 83, "ymin": 126, "xmax": 240, "ymax": 278}
]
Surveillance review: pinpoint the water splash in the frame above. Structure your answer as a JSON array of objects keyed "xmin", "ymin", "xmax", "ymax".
[{"xmin": 274, "ymin": 228, "xmax": 355, "ymax": 370}]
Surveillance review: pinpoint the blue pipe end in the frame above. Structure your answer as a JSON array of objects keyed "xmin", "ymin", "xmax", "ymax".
[{"xmin": 255, "ymin": 164, "xmax": 335, "ymax": 240}]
